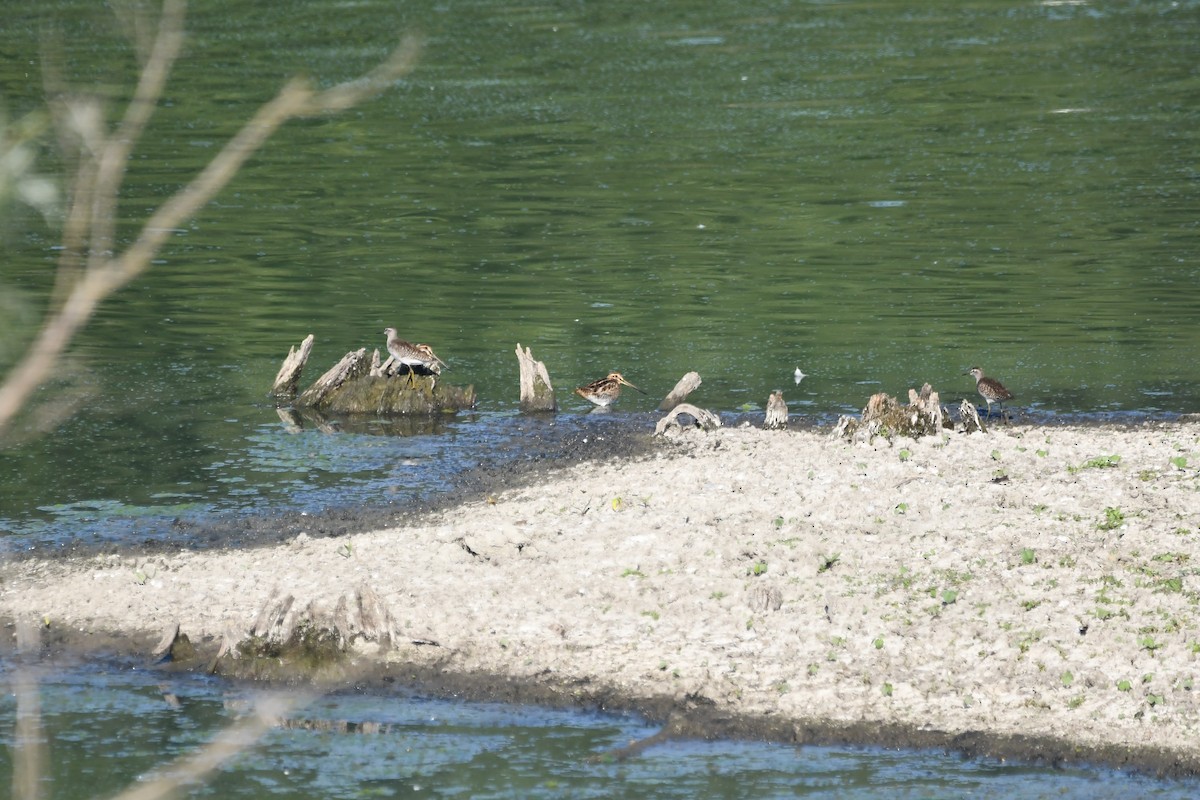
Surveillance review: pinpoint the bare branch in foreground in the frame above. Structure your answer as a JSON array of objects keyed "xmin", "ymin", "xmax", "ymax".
[{"xmin": 0, "ymin": 0, "xmax": 420, "ymax": 441}]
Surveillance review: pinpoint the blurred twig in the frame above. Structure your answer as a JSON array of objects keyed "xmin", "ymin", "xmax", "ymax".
[
  {"xmin": 12, "ymin": 622, "xmax": 45, "ymax": 800},
  {"xmin": 0, "ymin": 0, "xmax": 420, "ymax": 440},
  {"xmin": 108, "ymin": 693, "xmax": 314, "ymax": 800}
]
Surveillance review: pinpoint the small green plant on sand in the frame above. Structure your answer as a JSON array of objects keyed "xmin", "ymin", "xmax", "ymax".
[
  {"xmin": 1068, "ymin": 454, "xmax": 1121, "ymax": 473},
  {"xmin": 1098, "ymin": 507, "xmax": 1125, "ymax": 531},
  {"xmin": 1020, "ymin": 548, "xmax": 1037, "ymax": 565},
  {"xmin": 818, "ymin": 553, "xmax": 841, "ymax": 573}
]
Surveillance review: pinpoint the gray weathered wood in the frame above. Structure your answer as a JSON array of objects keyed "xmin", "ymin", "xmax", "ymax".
[
  {"xmin": 654, "ymin": 403, "xmax": 722, "ymax": 436},
  {"xmin": 958, "ymin": 397, "xmax": 986, "ymax": 433},
  {"xmin": 764, "ymin": 390, "xmax": 788, "ymax": 430},
  {"xmin": 296, "ymin": 348, "xmax": 370, "ymax": 408},
  {"xmin": 833, "ymin": 383, "xmax": 947, "ymax": 442},
  {"xmin": 271, "ymin": 334, "xmax": 315, "ymax": 399},
  {"xmin": 658, "ymin": 371, "xmax": 702, "ymax": 411},
  {"xmin": 516, "ymin": 343, "xmax": 556, "ymax": 412}
]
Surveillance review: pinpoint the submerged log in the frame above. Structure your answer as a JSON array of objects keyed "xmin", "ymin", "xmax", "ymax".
[
  {"xmin": 516, "ymin": 343, "xmax": 556, "ymax": 412},
  {"xmin": 658, "ymin": 372, "xmax": 702, "ymax": 411},
  {"xmin": 271, "ymin": 334, "xmax": 315, "ymax": 399},
  {"xmin": 654, "ymin": 403, "xmax": 722, "ymax": 436}
]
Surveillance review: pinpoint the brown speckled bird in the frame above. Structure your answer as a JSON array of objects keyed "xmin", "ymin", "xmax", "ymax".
[
  {"xmin": 384, "ymin": 327, "xmax": 447, "ymax": 385},
  {"xmin": 574, "ymin": 372, "xmax": 645, "ymax": 407},
  {"xmin": 966, "ymin": 366, "xmax": 1014, "ymax": 420}
]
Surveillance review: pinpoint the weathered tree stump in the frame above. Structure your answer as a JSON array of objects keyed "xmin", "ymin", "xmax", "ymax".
[
  {"xmin": 271, "ymin": 334, "xmax": 314, "ymax": 399},
  {"xmin": 296, "ymin": 348, "xmax": 371, "ymax": 408},
  {"xmin": 908, "ymin": 383, "xmax": 945, "ymax": 432},
  {"xmin": 658, "ymin": 372, "xmax": 702, "ymax": 411},
  {"xmin": 958, "ymin": 397, "xmax": 986, "ymax": 433},
  {"xmin": 833, "ymin": 383, "xmax": 947, "ymax": 442},
  {"xmin": 654, "ymin": 403, "xmax": 722, "ymax": 436},
  {"xmin": 764, "ymin": 390, "xmax": 788, "ymax": 430},
  {"xmin": 281, "ymin": 338, "xmax": 475, "ymax": 416},
  {"xmin": 515, "ymin": 343, "xmax": 556, "ymax": 412},
  {"xmin": 305, "ymin": 374, "xmax": 475, "ymax": 415}
]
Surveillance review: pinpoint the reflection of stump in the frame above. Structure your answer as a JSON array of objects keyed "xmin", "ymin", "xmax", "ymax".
[
  {"xmin": 271, "ymin": 334, "xmax": 315, "ymax": 399},
  {"xmin": 659, "ymin": 372, "xmax": 702, "ymax": 411},
  {"xmin": 515, "ymin": 343, "xmax": 556, "ymax": 412},
  {"xmin": 764, "ymin": 390, "xmax": 788, "ymax": 430}
]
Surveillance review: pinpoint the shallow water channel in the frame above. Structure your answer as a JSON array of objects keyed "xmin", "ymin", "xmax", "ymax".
[
  {"xmin": 1, "ymin": 0, "xmax": 1198, "ymax": 793},
  {"xmin": 1, "ymin": 657, "xmax": 1197, "ymax": 799}
]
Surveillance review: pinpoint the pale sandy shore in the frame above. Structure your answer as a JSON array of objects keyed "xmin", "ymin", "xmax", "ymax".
[{"xmin": 4, "ymin": 420, "xmax": 1200, "ymax": 774}]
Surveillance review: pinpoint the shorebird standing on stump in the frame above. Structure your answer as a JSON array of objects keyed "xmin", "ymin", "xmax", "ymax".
[
  {"xmin": 966, "ymin": 366, "xmax": 1014, "ymax": 421},
  {"xmin": 383, "ymin": 327, "xmax": 447, "ymax": 386},
  {"xmin": 574, "ymin": 372, "xmax": 645, "ymax": 407}
]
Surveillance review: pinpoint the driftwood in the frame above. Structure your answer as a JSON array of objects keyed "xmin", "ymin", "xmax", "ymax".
[
  {"xmin": 907, "ymin": 384, "xmax": 945, "ymax": 432},
  {"xmin": 764, "ymin": 390, "xmax": 788, "ymax": 430},
  {"xmin": 658, "ymin": 372, "xmax": 702, "ymax": 411},
  {"xmin": 515, "ymin": 343, "xmax": 556, "ymax": 412},
  {"xmin": 654, "ymin": 403, "xmax": 722, "ymax": 436},
  {"xmin": 296, "ymin": 348, "xmax": 371, "ymax": 408},
  {"xmin": 833, "ymin": 383, "xmax": 947, "ymax": 442},
  {"xmin": 282, "ymin": 338, "xmax": 475, "ymax": 416},
  {"xmin": 271, "ymin": 334, "xmax": 314, "ymax": 399},
  {"xmin": 958, "ymin": 397, "xmax": 986, "ymax": 433}
]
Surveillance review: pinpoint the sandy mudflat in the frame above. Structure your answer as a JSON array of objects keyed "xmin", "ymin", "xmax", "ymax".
[{"xmin": 4, "ymin": 419, "xmax": 1200, "ymax": 773}]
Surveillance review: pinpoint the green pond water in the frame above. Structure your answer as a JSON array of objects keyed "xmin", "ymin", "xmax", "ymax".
[
  {"xmin": 0, "ymin": 0, "xmax": 1197, "ymax": 540},
  {"xmin": 1, "ymin": 0, "xmax": 1199, "ymax": 793}
]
